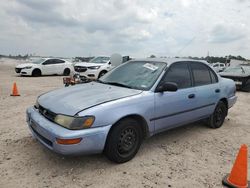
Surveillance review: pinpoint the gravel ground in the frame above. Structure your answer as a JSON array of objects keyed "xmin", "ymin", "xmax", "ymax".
[{"xmin": 0, "ymin": 58, "xmax": 250, "ymax": 188}]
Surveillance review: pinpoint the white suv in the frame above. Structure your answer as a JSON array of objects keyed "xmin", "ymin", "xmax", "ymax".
[
  {"xmin": 74, "ymin": 56, "xmax": 112, "ymax": 79},
  {"xmin": 211, "ymin": 62, "xmax": 226, "ymax": 72},
  {"xmin": 15, "ymin": 58, "xmax": 73, "ymax": 76}
]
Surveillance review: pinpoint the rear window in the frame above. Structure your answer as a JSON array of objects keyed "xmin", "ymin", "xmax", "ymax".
[{"xmin": 190, "ymin": 62, "xmax": 212, "ymax": 86}]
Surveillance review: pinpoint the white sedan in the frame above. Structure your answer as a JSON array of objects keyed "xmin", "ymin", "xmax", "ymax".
[{"xmin": 15, "ymin": 58, "xmax": 73, "ymax": 76}]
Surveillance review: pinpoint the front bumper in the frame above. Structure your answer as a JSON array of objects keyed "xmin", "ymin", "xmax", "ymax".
[
  {"xmin": 228, "ymin": 95, "xmax": 237, "ymax": 109},
  {"xmin": 20, "ymin": 68, "xmax": 33, "ymax": 76},
  {"xmin": 26, "ymin": 107, "xmax": 112, "ymax": 155},
  {"xmin": 77, "ymin": 70, "xmax": 99, "ymax": 79}
]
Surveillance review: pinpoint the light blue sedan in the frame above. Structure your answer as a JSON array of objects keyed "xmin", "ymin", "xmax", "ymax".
[{"xmin": 26, "ymin": 58, "xmax": 237, "ymax": 163}]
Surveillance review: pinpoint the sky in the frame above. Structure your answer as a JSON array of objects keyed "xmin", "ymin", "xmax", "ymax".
[{"xmin": 0, "ymin": 0, "xmax": 250, "ymax": 58}]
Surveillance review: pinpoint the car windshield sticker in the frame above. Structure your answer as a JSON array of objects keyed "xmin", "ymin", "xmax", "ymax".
[{"xmin": 143, "ymin": 63, "xmax": 159, "ymax": 71}]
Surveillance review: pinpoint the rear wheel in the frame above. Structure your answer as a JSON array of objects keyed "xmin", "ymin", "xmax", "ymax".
[
  {"xmin": 104, "ymin": 118, "xmax": 143, "ymax": 163},
  {"xmin": 63, "ymin": 68, "xmax": 70, "ymax": 76},
  {"xmin": 32, "ymin": 69, "xmax": 41, "ymax": 77},
  {"xmin": 207, "ymin": 101, "xmax": 227, "ymax": 128}
]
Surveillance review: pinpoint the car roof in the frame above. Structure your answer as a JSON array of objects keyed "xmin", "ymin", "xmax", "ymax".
[{"xmin": 130, "ymin": 58, "xmax": 209, "ymax": 66}]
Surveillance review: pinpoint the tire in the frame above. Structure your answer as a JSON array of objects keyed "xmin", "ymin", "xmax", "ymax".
[
  {"xmin": 104, "ymin": 118, "xmax": 143, "ymax": 163},
  {"xmin": 207, "ymin": 101, "xmax": 227, "ymax": 128},
  {"xmin": 63, "ymin": 68, "xmax": 70, "ymax": 76},
  {"xmin": 241, "ymin": 78, "xmax": 250, "ymax": 92},
  {"xmin": 32, "ymin": 69, "xmax": 41, "ymax": 77},
  {"xmin": 98, "ymin": 70, "xmax": 107, "ymax": 79}
]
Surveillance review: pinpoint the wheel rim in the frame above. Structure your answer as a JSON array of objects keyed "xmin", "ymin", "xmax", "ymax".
[
  {"xmin": 117, "ymin": 127, "xmax": 138, "ymax": 157},
  {"xmin": 214, "ymin": 106, "xmax": 224, "ymax": 126}
]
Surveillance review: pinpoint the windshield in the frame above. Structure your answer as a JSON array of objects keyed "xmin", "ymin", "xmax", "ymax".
[
  {"xmin": 32, "ymin": 58, "xmax": 45, "ymax": 64},
  {"xmin": 99, "ymin": 61, "xmax": 166, "ymax": 90},
  {"xmin": 224, "ymin": 66, "xmax": 250, "ymax": 74},
  {"xmin": 89, "ymin": 56, "xmax": 110, "ymax": 64}
]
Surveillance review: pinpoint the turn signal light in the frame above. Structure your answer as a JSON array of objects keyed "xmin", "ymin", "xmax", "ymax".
[{"xmin": 56, "ymin": 138, "xmax": 82, "ymax": 145}]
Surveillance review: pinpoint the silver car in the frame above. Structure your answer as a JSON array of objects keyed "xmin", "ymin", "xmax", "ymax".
[{"xmin": 26, "ymin": 58, "xmax": 237, "ymax": 163}]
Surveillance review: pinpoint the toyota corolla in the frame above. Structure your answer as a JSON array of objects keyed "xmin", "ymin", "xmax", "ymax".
[{"xmin": 26, "ymin": 58, "xmax": 237, "ymax": 163}]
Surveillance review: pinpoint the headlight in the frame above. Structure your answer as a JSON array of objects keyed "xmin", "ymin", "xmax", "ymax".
[
  {"xmin": 54, "ymin": 114, "xmax": 95, "ymax": 130},
  {"xmin": 23, "ymin": 66, "xmax": 32, "ymax": 69},
  {"xmin": 88, "ymin": 66, "xmax": 100, "ymax": 70}
]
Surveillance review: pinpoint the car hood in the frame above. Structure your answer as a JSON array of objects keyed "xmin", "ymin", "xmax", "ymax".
[
  {"xmin": 74, "ymin": 62, "xmax": 105, "ymax": 67},
  {"xmin": 16, "ymin": 63, "xmax": 36, "ymax": 68},
  {"xmin": 38, "ymin": 82, "xmax": 142, "ymax": 116}
]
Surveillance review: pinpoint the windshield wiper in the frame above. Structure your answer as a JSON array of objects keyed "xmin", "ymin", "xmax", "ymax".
[{"xmin": 105, "ymin": 82, "xmax": 132, "ymax": 89}]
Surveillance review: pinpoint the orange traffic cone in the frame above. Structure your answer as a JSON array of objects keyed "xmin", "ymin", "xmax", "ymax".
[
  {"xmin": 222, "ymin": 144, "xmax": 249, "ymax": 188},
  {"xmin": 10, "ymin": 82, "xmax": 20, "ymax": 96}
]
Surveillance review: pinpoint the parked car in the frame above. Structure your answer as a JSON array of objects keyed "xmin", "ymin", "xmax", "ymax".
[
  {"xmin": 74, "ymin": 56, "xmax": 112, "ymax": 79},
  {"xmin": 15, "ymin": 58, "xmax": 73, "ymax": 76},
  {"xmin": 211, "ymin": 62, "xmax": 226, "ymax": 72},
  {"xmin": 26, "ymin": 58, "xmax": 237, "ymax": 163},
  {"xmin": 219, "ymin": 65, "xmax": 250, "ymax": 91}
]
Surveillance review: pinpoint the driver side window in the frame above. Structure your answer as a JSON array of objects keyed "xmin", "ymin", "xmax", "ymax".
[{"xmin": 160, "ymin": 62, "xmax": 192, "ymax": 89}]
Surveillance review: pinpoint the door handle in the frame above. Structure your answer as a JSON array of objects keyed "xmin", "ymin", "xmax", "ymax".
[
  {"xmin": 188, "ymin": 94, "xmax": 195, "ymax": 99},
  {"xmin": 215, "ymin": 89, "xmax": 220, "ymax": 93}
]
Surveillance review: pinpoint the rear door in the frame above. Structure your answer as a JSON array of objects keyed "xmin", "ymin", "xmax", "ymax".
[
  {"xmin": 54, "ymin": 59, "xmax": 65, "ymax": 74},
  {"xmin": 153, "ymin": 62, "xmax": 199, "ymax": 133},
  {"xmin": 189, "ymin": 62, "xmax": 220, "ymax": 117}
]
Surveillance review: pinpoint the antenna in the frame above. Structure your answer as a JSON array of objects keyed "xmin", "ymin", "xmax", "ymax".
[{"xmin": 175, "ymin": 36, "xmax": 196, "ymax": 56}]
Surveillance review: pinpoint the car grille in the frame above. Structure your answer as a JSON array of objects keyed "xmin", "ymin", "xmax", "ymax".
[
  {"xmin": 74, "ymin": 66, "xmax": 87, "ymax": 72},
  {"xmin": 15, "ymin": 68, "xmax": 22, "ymax": 73},
  {"xmin": 37, "ymin": 105, "xmax": 57, "ymax": 122}
]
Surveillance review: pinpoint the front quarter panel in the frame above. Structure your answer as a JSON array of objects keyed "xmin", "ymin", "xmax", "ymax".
[{"xmin": 77, "ymin": 91, "xmax": 155, "ymax": 136}]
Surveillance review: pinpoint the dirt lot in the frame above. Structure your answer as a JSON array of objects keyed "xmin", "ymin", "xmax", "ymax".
[{"xmin": 0, "ymin": 58, "xmax": 250, "ymax": 188}]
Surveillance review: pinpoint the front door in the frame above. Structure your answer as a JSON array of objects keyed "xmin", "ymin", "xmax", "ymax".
[{"xmin": 153, "ymin": 62, "xmax": 199, "ymax": 133}]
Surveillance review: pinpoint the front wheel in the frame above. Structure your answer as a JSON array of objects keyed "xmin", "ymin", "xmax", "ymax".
[
  {"xmin": 104, "ymin": 118, "xmax": 143, "ymax": 163},
  {"xmin": 63, "ymin": 68, "xmax": 70, "ymax": 76},
  {"xmin": 32, "ymin": 69, "xmax": 41, "ymax": 77},
  {"xmin": 98, "ymin": 71, "xmax": 107, "ymax": 78},
  {"xmin": 207, "ymin": 101, "xmax": 227, "ymax": 128}
]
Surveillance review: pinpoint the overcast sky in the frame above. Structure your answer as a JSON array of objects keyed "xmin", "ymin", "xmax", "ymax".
[{"xmin": 0, "ymin": 0, "xmax": 250, "ymax": 58}]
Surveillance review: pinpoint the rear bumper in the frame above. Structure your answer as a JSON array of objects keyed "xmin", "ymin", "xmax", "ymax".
[
  {"xmin": 26, "ymin": 107, "xmax": 112, "ymax": 155},
  {"xmin": 228, "ymin": 95, "xmax": 237, "ymax": 109}
]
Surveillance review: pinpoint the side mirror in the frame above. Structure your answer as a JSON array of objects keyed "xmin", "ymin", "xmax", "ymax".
[
  {"xmin": 108, "ymin": 61, "xmax": 111, "ymax": 65},
  {"xmin": 155, "ymin": 82, "xmax": 178, "ymax": 93}
]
